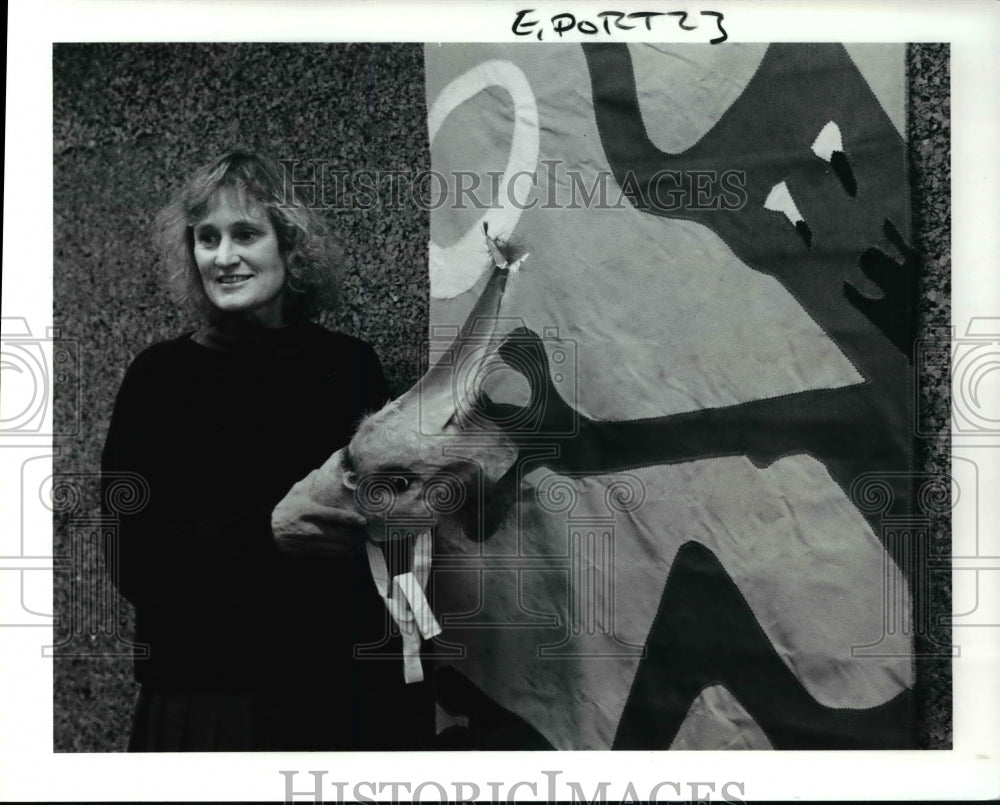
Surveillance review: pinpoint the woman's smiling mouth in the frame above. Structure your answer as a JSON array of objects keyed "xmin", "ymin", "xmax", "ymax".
[{"xmin": 217, "ymin": 274, "xmax": 254, "ymax": 285}]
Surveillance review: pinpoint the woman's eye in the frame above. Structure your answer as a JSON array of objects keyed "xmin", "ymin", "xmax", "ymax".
[
  {"xmin": 233, "ymin": 229, "xmax": 259, "ymax": 243},
  {"xmin": 195, "ymin": 231, "xmax": 219, "ymax": 247}
]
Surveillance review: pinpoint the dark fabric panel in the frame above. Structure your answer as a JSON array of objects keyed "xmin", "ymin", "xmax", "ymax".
[{"xmin": 614, "ymin": 541, "xmax": 916, "ymax": 749}]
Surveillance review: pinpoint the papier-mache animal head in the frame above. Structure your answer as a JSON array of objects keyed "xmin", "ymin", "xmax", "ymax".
[{"xmin": 309, "ymin": 227, "xmax": 531, "ymax": 543}]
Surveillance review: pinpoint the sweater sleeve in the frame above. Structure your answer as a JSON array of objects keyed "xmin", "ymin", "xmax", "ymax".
[{"xmin": 100, "ymin": 348, "xmax": 278, "ymax": 608}]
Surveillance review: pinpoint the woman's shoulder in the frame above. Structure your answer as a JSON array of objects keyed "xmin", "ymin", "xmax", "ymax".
[
  {"xmin": 123, "ymin": 325, "xmax": 383, "ymax": 377},
  {"xmin": 301, "ymin": 324, "xmax": 390, "ymax": 402},
  {"xmin": 302, "ymin": 321, "xmax": 369, "ymax": 347},
  {"xmin": 116, "ymin": 332, "xmax": 207, "ymax": 387},
  {"xmin": 107, "ymin": 333, "xmax": 201, "ymax": 405},
  {"xmin": 128, "ymin": 332, "xmax": 200, "ymax": 367},
  {"xmin": 301, "ymin": 322, "xmax": 381, "ymax": 360}
]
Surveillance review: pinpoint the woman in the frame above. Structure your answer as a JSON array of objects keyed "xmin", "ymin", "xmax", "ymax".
[{"xmin": 101, "ymin": 150, "xmax": 434, "ymax": 751}]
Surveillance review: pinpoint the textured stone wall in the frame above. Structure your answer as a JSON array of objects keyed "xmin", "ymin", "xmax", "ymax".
[{"xmin": 52, "ymin": 42, "xmax": 430, "ymax": 751}]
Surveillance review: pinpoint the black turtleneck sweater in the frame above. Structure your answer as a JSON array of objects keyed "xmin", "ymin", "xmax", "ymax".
[{"xmin": 101, "ymin": 321, "xmax": 434, "ymax": 750}]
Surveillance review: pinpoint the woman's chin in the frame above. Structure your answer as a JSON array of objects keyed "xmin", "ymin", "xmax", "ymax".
[
  {"xmin": 208, "ymin": 299, "xmax": 286, "ymax": 328},
  {"xmin": 209, "ymin": 298, "xmax": 251, "ymax": 315}
]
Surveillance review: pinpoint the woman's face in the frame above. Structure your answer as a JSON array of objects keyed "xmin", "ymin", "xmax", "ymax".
[{"xmin": 192, "ymin": 189, "xmax": 287, "ymax": 327}]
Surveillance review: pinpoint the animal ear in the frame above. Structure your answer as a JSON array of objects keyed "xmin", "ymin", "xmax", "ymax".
[
  {"xmin": 457, "ymin": 327, "xmax": 577, "ymax": 446},
  {"xmin": 430, "ymin": 459, "xmax": 519, "ymax": 544},
  {"xmin": 476, "ymin": 463, "xmax": 521, "ymax": 543}
]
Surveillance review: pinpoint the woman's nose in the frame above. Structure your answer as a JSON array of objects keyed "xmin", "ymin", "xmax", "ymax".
[{"xmin": 213, "ymin": 236, "xmax": 240, "ymax": 267}]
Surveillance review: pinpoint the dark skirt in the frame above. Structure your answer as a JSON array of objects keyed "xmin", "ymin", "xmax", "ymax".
[
  {"xmin": 127, "ymin": 688, "xmax": 262, "ymax": 752},
  {"xmin": 127, "ymin": 682, "xmax": 436, "ymax": 752}
]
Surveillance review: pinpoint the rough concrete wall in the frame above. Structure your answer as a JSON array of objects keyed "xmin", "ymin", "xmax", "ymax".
[{"xmin": 52, "ymin": 42, "xmax": 429, "ymax": 751}]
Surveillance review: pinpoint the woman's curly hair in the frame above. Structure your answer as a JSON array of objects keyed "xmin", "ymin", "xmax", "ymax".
[{"xmin": 154, "ymin": 150, "xmax": 343, "ymax": 323}]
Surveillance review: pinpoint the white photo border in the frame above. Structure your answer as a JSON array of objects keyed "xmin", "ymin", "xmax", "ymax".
[{"xmin": 3, "ymin": 0, "xmax": 997, "ymax": 801}]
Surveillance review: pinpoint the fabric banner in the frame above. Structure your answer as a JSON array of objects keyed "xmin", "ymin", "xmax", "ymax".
[{"xmin": 424, "ymin": 43, "xmax": 918, "ymax": 750}]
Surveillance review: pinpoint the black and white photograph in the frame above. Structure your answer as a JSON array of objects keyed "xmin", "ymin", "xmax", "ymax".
[{"xmin": 2, "ymin": 1, "xmax": 998, "ymax": 801}]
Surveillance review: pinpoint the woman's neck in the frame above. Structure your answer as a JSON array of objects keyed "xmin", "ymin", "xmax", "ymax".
[{"xmin": 192, "ymin": 313, "xmax": 305, "ymax": 353}]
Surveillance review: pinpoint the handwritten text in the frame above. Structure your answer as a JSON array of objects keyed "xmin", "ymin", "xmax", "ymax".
[{"xmin": 512, "ymin": 9, "xmax": 728, "ymax": 44}]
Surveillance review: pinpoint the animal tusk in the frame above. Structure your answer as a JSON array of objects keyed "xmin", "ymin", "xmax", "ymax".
[{"xmin": 365, "ymin": 532, "xmax": 440, "ymax": 683}]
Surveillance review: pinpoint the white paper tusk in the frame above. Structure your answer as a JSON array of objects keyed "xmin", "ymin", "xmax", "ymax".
[{"xmin": 364, "ymin": 532, "xmax": 438, "ymax": 684}]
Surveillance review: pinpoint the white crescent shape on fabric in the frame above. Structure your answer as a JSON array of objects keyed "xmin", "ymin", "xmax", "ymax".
[{"xmin": 428, "ymin": 59, "xmax": 540, "ymax": 299}]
